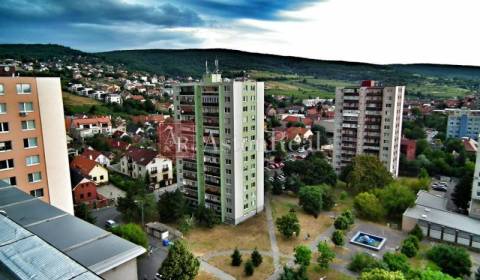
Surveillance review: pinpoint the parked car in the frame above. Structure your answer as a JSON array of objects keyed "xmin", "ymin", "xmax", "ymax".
[
  {"xmin": 105, "ymin": 219, "xmax": 117, "ymax": 229},
  {"xmin": 268, "ymin": 177, "xmax": 274, "ymax": 182},
  {"xmin": 277, "ymin": 175, "xmax": 286, "ymax": 181},
  {"xmin": 154, "ymin": 273, "xmax": 163, "ymax": 280}
]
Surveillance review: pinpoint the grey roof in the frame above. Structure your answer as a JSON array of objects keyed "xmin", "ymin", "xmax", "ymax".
[
  {"xmin": 0, "ymin": 184, "xmax": 146, "ymax": 276},
  {"xmin": 0, "ymin": 215, "xmax": 101, "ymax": 280},
  {"xmin": 414, "ymin": 190, "xmax": 447, "ymax": 210},
  {"xmin": 404, "ymin": 191, "xmax": 480, "ymax": 236}
]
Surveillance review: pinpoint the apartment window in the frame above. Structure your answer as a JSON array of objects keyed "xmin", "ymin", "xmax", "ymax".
[
  {"xmin": 0, "ymin": 103, "xmax": 6, "ymax": 114},
  {"xmin": 0, "ymin": 122, "xmax": 8, "ymax": 133},
  {"xmin": 19, "ymin": 102, "xmax": 33, "ymax": 112},
  {"xmin": 251, "ymin": 135, "xmax": 255, "ymax": 140},
  {"xmin": 1, "ymin": 177, "xmax": 16, "ymax": 186},
  {"xmin": 0, "ymin": 159, "xmax": 14, "ymax": 170},
  {"xmin": 16, "ymin": 84, "xmax": 32, "ymax": 94},
  {"xmin": 225, "ymin": 96, "xmax": 231, "ymax": 102},
  {"xmin": 225, "ymin": 107, "xmax": 230, "ymax": 113},
  {"xmin": 30, "ymin": 188, "xmax": 44, "ymax": 198},
  {"xmin": 0, "ymin": 84, "xmax": 4, "ymax": 95},
  {"xmin": 243, "ymin": 106, "xmax": 248, "ymax": 112},
  {"xmin": 23, "ymin": 137, "xmax": 38, "ymax": 148},
  {"xmin": 28, "ymin": 172, "xmax": 42, "ymax": 183},
  {"xmin": 226, "ymin": 169, "xmax": 231, "ymax": 174},
  {"xmin": 0, "ymin": 141, "xmax": 12, "ymax": 152},
  {"xmin": 226, "ymin": 159, "xmax": 232, "ymax": 164},
  {"xmin": 26, "ymin": 155, "xmax": 40, "ymax": 166},
  {"xmin": 21, "ymin": 120, "xmax": 35, "ymax": 130}
]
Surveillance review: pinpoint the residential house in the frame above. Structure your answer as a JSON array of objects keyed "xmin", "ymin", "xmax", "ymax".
[
  {"xmin": 70, "ymin": 155, "xmax": 109, "ymax": 184},
  {"xmin": 119, "ymin": 147, "xmax": 173, "ymax": 187},
  {"xmin": 400, "ymin": 138, "xmax": 417, "ymax": 161},
  {"xmin": 107, "ymin": 138, "xmax": 131, "ymax": 152},
  {"xmin": 285, "ymin": 127, "xmax": 313, "ymax": 144},
  {"xmin": 82, "ymin": 147, "xmax": 111, "ymax": 166},
  {"xmin": 70, "ymin": 168, "xmax": 107, "ymax": 207},
  {"xmin": 106, "ymin": 93, "xmax": 121, "ymax": 104},
  {"xmin": 68, "ymin": 115, "xmax": 112, "ymax": 140}
]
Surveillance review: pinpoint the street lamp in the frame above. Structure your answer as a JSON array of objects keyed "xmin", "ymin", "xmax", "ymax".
[{"xmin": 134, "ymin": 199, "xmax": 144, "ymax": 227}]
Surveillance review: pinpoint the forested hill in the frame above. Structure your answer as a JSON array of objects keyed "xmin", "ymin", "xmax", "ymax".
[{"xmin": 1, "ymin": 44, "xmax": 480, "ymax": 96}]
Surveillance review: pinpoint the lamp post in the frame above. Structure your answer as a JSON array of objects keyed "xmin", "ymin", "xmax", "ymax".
[{"xmin": 135, "ymin": 199, "xmax": 144, "ymax": 227}]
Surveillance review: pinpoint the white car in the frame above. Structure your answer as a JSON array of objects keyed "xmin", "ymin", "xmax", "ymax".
[{"xmin": 105, "ymin": 219, "xmax": 117, "ymax": 229}]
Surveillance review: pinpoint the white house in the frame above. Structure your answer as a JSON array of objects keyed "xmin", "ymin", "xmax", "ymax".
[
  {"xmin": 106, "ymin": 94, "xmax": 122, "ymax": 104},
  {"xmin": 119, "ymin": 147, "xmax": 173, "ymax": 187}
]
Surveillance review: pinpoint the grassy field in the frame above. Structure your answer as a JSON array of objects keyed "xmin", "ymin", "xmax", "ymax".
[
  {"xmin": 207, "ymin": 254, "xmax": 274, "ymax": 280},
  {"xmin": 306, "ymin": 265, "xmax": 354, "ymax": 280},
  {"xmin": 270, "ymin": 193, "xmax": 333, "ymax": 255},
  {"xmin": 184, "ymin": 211, "xmax": 270, "ymax": 256},
  {"xmin": 62, "ymin": 91, "xmax": 102, "ymax": 107}
]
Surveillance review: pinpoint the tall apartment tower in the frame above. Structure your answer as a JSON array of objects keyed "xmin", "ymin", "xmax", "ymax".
[
  {"xmin": 445, "ymin": 108, "xmax": 480, "ymax": 140},
  {"xmin": 469, "ymin": 139, "xmax": 480, "ymax": 219},
  {"xmin": 0, "ymin": 76, "xmax": 74, "ymax": 214},
  {"xmin": 173, "ymin": 66, "xmax": 264, "ymax": 225},
  {"xmin": 332, "ymin": 80, "xmax": 405, "ymax": 176}
]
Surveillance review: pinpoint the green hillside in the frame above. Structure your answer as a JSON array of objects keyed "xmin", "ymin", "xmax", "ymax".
[{"xmin": 0, "ymin": 44, "xmax": 479, "ymax": 98}]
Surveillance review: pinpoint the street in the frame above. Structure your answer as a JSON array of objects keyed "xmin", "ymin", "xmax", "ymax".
[
  {"xmin": 137, "ymin": 237, "xmax": 169, "ymax": 280},
  {"xmin": 91, "ymin": 206, "xmax": 122, "ymax": 229}
]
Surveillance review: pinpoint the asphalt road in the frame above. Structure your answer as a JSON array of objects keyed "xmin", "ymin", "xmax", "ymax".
[
  {"xmin": 91, "ymin": 206, "xmax": 122, "ymax": 229},
  {"xmin": 137, "ymin": 237, "xmax": 169, "ymax": 280}
]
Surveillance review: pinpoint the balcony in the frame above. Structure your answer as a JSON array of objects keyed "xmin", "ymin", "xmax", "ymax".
[
  {"xmin": 204, "ymin": 161, "xmax": 220, "ymax": 167},
  {"xmin": 183, "ymin": 164, "xmax": 196, "ymax": 172},
  {"xmin": 183, "ymin": 173, "xmax": 197, "ymax": 180}
]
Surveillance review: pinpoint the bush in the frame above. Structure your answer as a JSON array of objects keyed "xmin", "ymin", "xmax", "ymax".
[
  {"xmin": 244, "ymin": 260, "xmax": 254, "ymax": 276},
  {"xmin": 251, "ymin": 248, "xmax": 263, "ymax": 267},
  {"xmin": 276, "ymin": 212, "xmax": 301, "ymax": 238},
  {"xmin": 348, "ymin": 253, "xmax": 385, "ymax": 273},
  {"xmin": 341, "ymin": 209, "xmax": 355, "ymax": 225},
  {"xmin": 110, "ymin": 223, "xmax": 148, "ymax": 249},
  {"xmin": 409, "ymin": 224, "xmax": 424, "ymax": 241},
  {"xmin": 382, "ymin": 252, "xmax": 411, "ymax": 274},
  {"xmin": 426, "ymin": 244, "xmax": 472, "ymax": 278},
  {"xmin": 294, "ymin": 245, "xmax": 312, "ymax": 267},
  {"xmin": 331, "ymin": 230, "xmax": 345, "ymax": 246},
  {"xmin": 317, "ymin": 241, "xmax": 335, "ymax": 269},
  {"xmin": 231, "ymin": 248, "xmax": 242, "ymax": 266},
  {"xmin": 359, "ymin": 268, "xmax": 405, "ymax": 280},
  {"xmin": 194, "ymin": 205, "xmax": 219, "ymax": 228},
  {"xmin": 298, "ymin": 185, "xmax": 324, "ymax": 217},
  {"xmin": 404, "ymin": 235, "xmax": 419, "ymax": 250},
  {"xmin": 400, "ymin": 239, "xmax": 418, "ymax": 258},
  {"xmin": 334, "ymin": 215, "xmax": 350, "ymax": 230},
  {"xmin": 354, "ymin": 192, "xmax": 385, "ymax": 221}
]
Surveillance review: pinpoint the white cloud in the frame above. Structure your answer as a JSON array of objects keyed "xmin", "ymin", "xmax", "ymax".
[{"xmin": 192, "ymin": 0, "xmax": 480, "ymax": 66}]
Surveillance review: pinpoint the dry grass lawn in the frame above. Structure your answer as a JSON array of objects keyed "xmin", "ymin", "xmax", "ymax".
[
  {"xmin": 63, "ymin": 91, "xmax": 102, "ymax": 106},
  {"xmin": 271, "ymin": 194, "xmax": 333, "ymax": 255},
  {"xmin": 208, "ymin": 254, "xmax": 275, "ymax": 280},
  {"xmin": 185, "ymin": 211, "xmax": 270, "ymax": 256},
  {"xmin": 195, "ymin": 271, "xmax": 218, "ymax": 280}
]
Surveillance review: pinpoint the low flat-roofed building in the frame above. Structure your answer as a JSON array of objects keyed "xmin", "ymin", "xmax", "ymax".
[
  {"xmin": 0, "ymin": 182, "xmax": 146, "ymax": 280},
  {"xmin": 0, "ymin": 214, "xmax": 101, "ymax": 280},
  {"xmin": 403, "ymin": 190, "xmax": 480, "ymax": 249}
]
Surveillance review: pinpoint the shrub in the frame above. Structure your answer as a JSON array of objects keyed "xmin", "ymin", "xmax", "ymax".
[
  {"xmin": 276, "ymin": 212, "xmax": 300, "ymax": 238},
  {"xmin": 382, "ymin": 252, "xmax": 411, "ymax": 274},
  {"xmin": 354, "ymin": 192, "xmax": 385, "ymax": 221},
  {"xmin": 294, "ymin": 245, "xmax": 312, "ymax": 267},
  {"xmin": 359, "ymin": 268, "xmax": 405, "ymax": 280},
  {"xmin": 404, "ymin": 235, "xmax": 419, "ymax": 249},
  {"xmin": 317, "ymin": 241, "xmax": 335, "ymax": 270},
  {"xmin": 348, "ymin": 253, "xmax": 385, "ymax": 273},
  {"xmin": 251, "ymin": 248, "xmax": 263, "ymax": 267},
  {"xmin": 334, "ymin": 215, "xmax": 350, "ymax": 230},
  {"xmin": 331, "ymin": 230, "xmax": 345, "ymax": 246},
  {"xmin": 409, "ymin": 224, "xmax": 424, "ymax": 241},
  {"xmin": 244, "ymin": 260, "xmax": 254, "ymax": 276},
  {"xmin": 426, "ymin": 244, "xmax": 472, "ymax": 278},
  {"xmin": 231, "ymin": 248, "xmax": 242, "ymax": 266},
  {"xmin": 401, "ymin": 239, "xmax": 418, "ymax": 258},
  {"xmin": 110, "ymin": 223, "xmax": 148, "ymax": 249}
]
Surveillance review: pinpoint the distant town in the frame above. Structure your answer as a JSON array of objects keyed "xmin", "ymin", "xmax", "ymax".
[{"xmin": 1, "ymin": 54, "xmax": 480, "ymax": 280}]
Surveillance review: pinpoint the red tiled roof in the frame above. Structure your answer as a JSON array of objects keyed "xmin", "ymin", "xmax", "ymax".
[
  {"xmin": 286, "ymin": 127, "xmax": 309, "ymax": 140},
  {"xmin": 71, "ymin": 116, "xmax": 111, "ymax": 128},
  {"xmin": 126, "ymin": 147, "xmax": 158, "ymax": 166},
  {"xmin": 82, "ymin": 149, "xmax": 103, "ymax": 161},
  {"xmin": 106, "ymin": 139, "xmax": 130, "ymax": 151},
  {"xmin": 130, "ymin": 95, "xmax": 145, "ymax": 101},
  {"xmin": 302, "ymin": 117, "xmax": 314, "ymax": 126},
  {"xmin": 70, "ymin": 155, "xmax": 98, "ymax": 176},
  {"xmin": 283, "ymin": 116, "xmax": 301, "ymax": 123}
]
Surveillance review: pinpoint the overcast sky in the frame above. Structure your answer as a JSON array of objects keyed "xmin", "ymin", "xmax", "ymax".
[{"xmin": 1, "ymin": 0, "xmax": 479, "ymax": 66}]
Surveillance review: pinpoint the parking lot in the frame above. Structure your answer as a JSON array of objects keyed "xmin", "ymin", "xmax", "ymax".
[{"xmin": 428, "ymin": 177, "xmax": 459, "ymax": 212}]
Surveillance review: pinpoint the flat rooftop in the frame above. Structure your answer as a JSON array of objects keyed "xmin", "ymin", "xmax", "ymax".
[
  {"xmin": 404, "ymin": 190, "xmax": 480, "ymax": 236},
  {"xmin": 0, "ymin": 183, "xmax": 146, "ymax": 276},
  {"xmin": 0, "ymin": 215, "xmax": 101, "ymax": 280}
]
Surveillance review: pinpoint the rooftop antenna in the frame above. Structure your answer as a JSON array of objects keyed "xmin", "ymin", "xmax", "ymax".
[
  {"xmin": 205, "ymin": 60, "xmax": 209, "ymax": 74},
  {"xmin": 214, "ymin": 58, "xmax": 219, "ymax": 73}
]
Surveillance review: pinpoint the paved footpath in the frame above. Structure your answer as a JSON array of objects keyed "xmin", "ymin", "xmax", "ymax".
[
  {"xmin": 265, "ymin": 195, "xmax": 281, "ymax": 278},
  {"xmin": 200, "ymin": 260, "xmax": 236, "ymax": 280}
]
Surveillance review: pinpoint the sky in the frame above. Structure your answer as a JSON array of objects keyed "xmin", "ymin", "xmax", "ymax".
[{"xmin": 1, "ymin": 0, "xmax": 480, "ymax": 66}]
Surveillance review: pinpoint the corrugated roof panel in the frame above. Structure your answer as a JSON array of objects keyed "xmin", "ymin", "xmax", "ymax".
[
  {"xmin": 2, "ymin": 199, "xmax": 65, "ymax": 226},
  {"xmin": 0, "ymin": 216, "xmax": 101, "ymax": 280},
  {"xmin": 28, "ymin": 215, "xmax": 107, "ymax": 251}
]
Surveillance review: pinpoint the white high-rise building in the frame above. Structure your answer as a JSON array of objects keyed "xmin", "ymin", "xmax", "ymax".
[
  {"xmin": 173, "ymin": 64, "xmax": 264, "ymax": 225},
  {"xmin": 332, "ymin": 80, "xmax": 405, "ymax": 176},
  {"xmin": 469, "ymin": 139, "xmax": 480, "ymax": 219}
]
